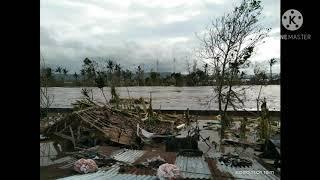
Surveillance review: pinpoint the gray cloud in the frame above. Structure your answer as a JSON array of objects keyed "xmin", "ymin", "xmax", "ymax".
[{"xmin": 40, "ymin": 0, "xmax": 280, "ymax": 74}]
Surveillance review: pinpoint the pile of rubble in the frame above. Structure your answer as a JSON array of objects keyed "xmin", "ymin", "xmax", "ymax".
[
  {"xmin": 43, "ymin": 105, "xmax": 190, "ymax": 150},
  {"xmin": 40, "ymin": 113, "xmax": 65, "ymax": 133}
]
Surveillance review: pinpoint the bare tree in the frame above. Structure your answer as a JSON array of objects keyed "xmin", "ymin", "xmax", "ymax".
[
  {"xmin": 192, "ymin": 59, "xmax": 198, "ymax": 72},
  {"xmin": 253, "ymin": 63, "xmax": 268, "ymax": 112},
  {"xmin": 40, "ymin": 52, "xmax": 54, "ymax": 118},
  {"xmin": 185, "ymin": 57, "xmax": 191, "ymax": 75},
  {"xmin": 197, "ymin": 0, "xmax": 270, "ymax": 139},
  {"xmin": 95, "ymin": 71, "xmax": 109, "ymax": 105}
]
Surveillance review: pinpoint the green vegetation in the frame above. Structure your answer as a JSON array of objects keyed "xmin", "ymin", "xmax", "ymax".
[
  {"xmin": 195, "ymin": 0, "xmax": 274, "ymax": 140},
  {"xmin": 40, "ymin": 58, "xmax": 279, "ymax": 88}
]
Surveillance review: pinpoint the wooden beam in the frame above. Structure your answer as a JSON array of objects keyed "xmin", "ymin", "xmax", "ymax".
[
  {"xmin": 69, "ymin": 126, "xmax": 76, "ymax": 148},
  {"xmin": 54, "ymin": 132, "xmax": 74, "ymax": 142},
  {"xmin": 77, "ymin": 127, "xmax": 81, "ymax": 141}
]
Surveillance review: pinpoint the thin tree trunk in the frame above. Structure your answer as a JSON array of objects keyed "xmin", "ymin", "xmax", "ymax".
[
  {"xmin": 100, "ymin": 88, "xmax": 108, "ymax": 105},
  {"xmin": 218, "ymin": 46, "xmax": 231, "ymax": 113},
  {"xmin": 223, "ymin": 85, "xmax": 232, "ymax": 113},
  {"xmin": 270, "ymin": 65, "xmax": 272, "ymax": 82},
  {"xmin": 257, "ymin": 85, "xmax": 263, "ymax": 113}
]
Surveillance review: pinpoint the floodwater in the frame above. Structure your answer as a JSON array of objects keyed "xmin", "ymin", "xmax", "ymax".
[
  {"xmin": 177, "ymin": 120, "xmax": 255, "ymax": 157},
  {"xmin": 47, "ymin": 85, "xmax": 280, "ymax": 111},
  {"xmin": 40, "ymin": 140, "xmax": 60, "ymax": 166}
]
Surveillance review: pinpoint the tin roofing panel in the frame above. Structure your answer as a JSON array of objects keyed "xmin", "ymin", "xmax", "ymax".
[
  {"xmin": 58, "ymin": 165, "xmax": 157, "ymax": 180},
  {"xmin": 175, "ymin": 156, "xmax": 211, "ymax": 179},
  {"xmin": 111, "ymin": 149, "xmax": 146, "ymax": 163}
]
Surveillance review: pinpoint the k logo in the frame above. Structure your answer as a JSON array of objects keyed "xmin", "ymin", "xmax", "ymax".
[{"xmin": 282, "ymin": 9, "xmax": 303, "ymax": 31}]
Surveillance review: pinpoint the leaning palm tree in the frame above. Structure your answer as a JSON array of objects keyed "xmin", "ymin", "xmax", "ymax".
[
  {"xmin": 107, "ymin": 60, "xmax": 114, "ymax": 73},
  {"xmin": 268, "ymin": 58, "xmax": 277, "ymax": 82}
]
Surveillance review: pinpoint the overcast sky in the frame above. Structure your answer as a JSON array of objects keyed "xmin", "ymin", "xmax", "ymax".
[{"xmin": 40, "ymin": 0, "xmax": 280, "ymax": 74}]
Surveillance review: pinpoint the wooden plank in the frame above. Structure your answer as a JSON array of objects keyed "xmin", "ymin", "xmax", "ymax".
[
  {"xmin": 77, "ymin": 127, "xmax": 81, "ymax": 141},
  {"xmin": 103, "ymin": 127, "xmax": 133, "ymax": 145},
  {"xmin": 82, "ymin": 115, "xmax": 107, "ymax": 129},
  {"xmin": 54, "ymin": 132, "xmax": 74, "ymax": 142},
  {"xmin": 76, "ymin": 113, "xmax": 106, "ymax": 134},
  {"xmin": 69, "ymin": 126, "xmax": 76, "ymax": 148}
]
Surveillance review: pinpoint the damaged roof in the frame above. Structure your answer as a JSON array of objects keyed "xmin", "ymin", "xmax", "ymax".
[
  {"xmin": 58, "ymin": 165, "xmax": 157, "ymax": 180},
  {"xmin": 111, "ymin": 149, "xmax": 146, "ymax": 164}
]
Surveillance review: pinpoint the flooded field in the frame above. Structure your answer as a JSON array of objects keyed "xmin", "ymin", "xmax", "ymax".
[{"xmin": 47, "ymin": 85, "xmax": 280, "ymax": 111}]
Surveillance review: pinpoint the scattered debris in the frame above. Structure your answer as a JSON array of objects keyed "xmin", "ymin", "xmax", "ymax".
[
  {"xmin": 176, "ymin": 123, "xmax": 185, "ymax": 130},
  {"xmin": 43, "ymin": 105, "xmax": 188, "ymax": 149},
  {"xmin": 144, "ymin": 156, "xmax": 166, "ymax": 168},
  {"xmin": 259, "ymin": 133, "xmax": 280, "ymax": 162},
  {"xmin": 222, "ymin": 139, "xmax": 254, "ymax": 148},
  {"xmin": 41, "ymin": 97, "xmax": 280, "ymax": 179},
  {"xmin": 218, "ymin": 154, "xmax": 253, "ymax": 168},
  {"xmin": 165, "ymin": 136, "xmax": 198, "ymax": 152},
  {"xmin": 118, "ymin": 155, "xmax": 167, "ymax": 176}
]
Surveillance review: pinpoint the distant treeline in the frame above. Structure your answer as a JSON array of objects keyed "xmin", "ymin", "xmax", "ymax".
[{"xmin": 40, "ymin": 58, "xmax": 280, "ymax": 87}]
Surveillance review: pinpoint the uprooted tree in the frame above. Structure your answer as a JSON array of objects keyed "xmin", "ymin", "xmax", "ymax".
[{"xmin": 197, "ymin": 0, "xmax": 270, "ymax": 140}]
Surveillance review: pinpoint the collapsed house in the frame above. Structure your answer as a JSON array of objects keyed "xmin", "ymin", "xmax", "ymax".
[{"xmin": 43, "ymin": 105, "xmax": 187, "ymax": 151}]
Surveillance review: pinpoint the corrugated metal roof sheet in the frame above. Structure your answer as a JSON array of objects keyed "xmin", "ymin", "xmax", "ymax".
[
  {"xmin": 175, "ymin": 156, "xmax": 211, "ymax": 179},
  {"xmin": 110, "ymin": 174, "xmax": 156, "ymax": 180},
  {"xmin": 111, "ymin": 149, "xmax": 146, "ymax": 163},
  {"xmin": 58, "ymin": 165, "xmax": 157, "ymax": 180},
  {"xmin": 58, "ymin": 157, "xmax": 78, "ymax": 169}
]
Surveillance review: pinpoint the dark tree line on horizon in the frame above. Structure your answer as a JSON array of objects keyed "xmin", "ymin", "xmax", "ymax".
[{"xmin": 40, "ymin": 56, "xmax": 279, "ymax": 87}]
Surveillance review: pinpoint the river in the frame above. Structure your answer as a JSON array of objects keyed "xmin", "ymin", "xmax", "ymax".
[{"xmin": 47, "ymin": 85, "xmax": 280, "ymax": 111}]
